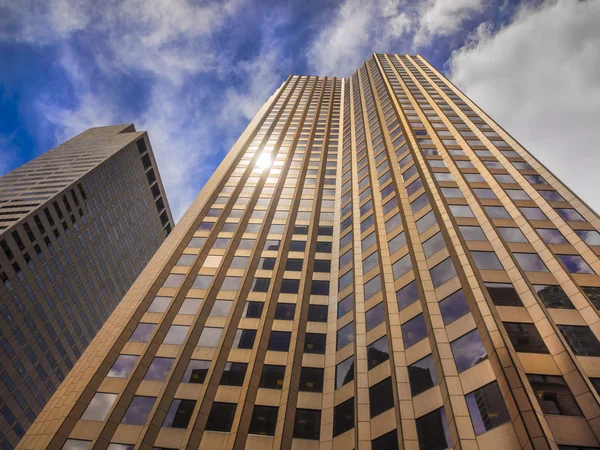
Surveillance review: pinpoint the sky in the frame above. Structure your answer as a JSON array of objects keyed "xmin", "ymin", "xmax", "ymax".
[{"xmin": 0, "ymin": 0, "xmax": 599, "ymax": 221}]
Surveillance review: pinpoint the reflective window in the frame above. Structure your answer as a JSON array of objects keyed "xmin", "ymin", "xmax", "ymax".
[
  {"xmin": 290, "ymin": 240, "xmax": 307, "ymax": 251},
  {"xmin": 338, "ymin": 294, "xmax": 354, "ymax": 318},
  {"xmin": 520, "ymin": 207, "xmax": 548, "ymax": 220},
  {"xmin": 162, "ymin": 274, "xmax": 185, "ymax": 288},
  {"xmin": 268, "ymin": 331, "xmax": 291, "ymax": 352},
  {"xmin": 555, "ymin": 208, "xmax": 585, "ymax": 222},
  {"xmin": 366, "ymin": 303, "xmax": 385, "ymax": 332},
  {"xmin": 385, "ymin": 213, "xmax": 402, "ymax": 232},
  {"xmin": 494, "ymin": 174, "xmax": 516, "ymax": 183},
  {"xmin": 459, "ymin": 226, "xmax": 487, "ymax": 241},
  {"xmin": 408, "ymin": 354, "xmax": 438, "ymax": 396},
  {"xmin": 451, "ymin": 330, "xmax": 488, "ymax": 372},
  {"xmin": 339, "ymin": 249, "xmax": 352, "ymax": 268},
  {"xmin": 369, "ymin": 378, "xmax": 394, "ymax": 418},
  {"xmin": 362, "ymin": 232, "xmax": 376, "ymax": 251},
  {"xmin": 388, "ymin": 232, "xmax": 406, "ymax": 254},
  {"xmin": 576, "ymin": 230, "xmax": 600, "ymax": 246},
  {"xmin": 333, "ymin": 398, "xmax": 354, "ymax": 437},
  {"xmin": 533, "ymin": 285, "xmax": 574, "ymax": 309},
  {"xmin": 337, "ymin": 322, "xmax": 354, "ymax": 350},
  {"xmin": 339, "ymin": 270, "xmax": 353, "ymax": 292},
  {"xmin": 222, "ymin": 276, "xmax": 242, "ymax": 291},
  {"xmin": 441, "ymin": 187, "xmax": 463, "ymax": 198},
  {"xmin": 61, "ymin": 440, "xmax": 91, "ymax": 450},
  {"xmin": 416, "ymin": 211, "xmax": 437, "ymax": 233},
  {"xmin": 364, "ymin": 275, "xmax": 382, "ymax": 300},
  {"xmin": 430, "ymin": 258, "xmax": 457, "ymax": 288},
  {"xmin": 416, "ymin": 408, "xmax": 451, "ymax": 450},
  {"xmin": 528, "ymin": 374, "xmax": 582, "ymax": 416},
  {"xmin": 163, "ymin": 399, "xmax": 195, "ymax": 428},
  {"xmin": 81, "ymin": 393, "xmax": 118, "ymax": 421},
  {"xmin": 423, "ymin": 232, "xmax": 445, "ymax": 258},
  {"xmin": 411, "ymin": 194, "xmax": 430, "ymax": 213},
  {"xmin": 498, "ymin": 227, "xmax": 528, "ymax": 243},
  {"xmin": 264, "ymin": 239, "xmax": 281, "ymax": 251},
  {"xmin": 485, "ymin": 206, "xmax": 510, "ymax": 219},
  {"xmin": 582, "ymin": 286, "xmax": 600, "ymax": 310},
  {"xmin": 205, "ymin": 402, "xmax": 236, "ymax": 432},
  {"xmin": 251, "ymin": 278, "xmax": 270, "ymax": 292},
  {"xmin": 471, "ymin": 251, "xmax": 503, "ymax": 270},
  {"xmin": 129, "ymin": 323, "xmax": 156, "ymax": 343},
  {"xmin": 466, "ymin": 382, "xmax": 511, "ymax": 435},
  {"xmin": 402, "ymin": 314, "xmax": 427, "ymax": 348},
  {"xmin": 363, "ymin": 252, "xmax": 379, "ymax": 273},
  {"xmin": 504, "ymin": 323, "xmax": 549, "ymax": 353},
  {"xmin": 537, "ymin": 228, "xmax": 569, "ymax": 244},
  {"xmin": 258, "ymin": 257, "xmax": 276, "ymax": 270},
  {"xmin": 340, "ymin": 232, "xmax": 352, "ymax": 249},
  {"xmin": 314, "ymin": 259, "xmax": 331, "ymax": 273},
  {"xmin": 220, "ymin": 362, "xmax": 247, "ymax": 386},
  {"xmin": 439, "ymin": 290, "xmax": 470, "ymax": 325},
  {"xmin": 308, "ymin": 304, "xmax": 328, "ymax": 322},
  {"xmin": 259, "ymin": 365, "xmax": 285, "ymax": 390},
  {"xmin": 175, "ymin": 254, "xmax": 195, "ymax": 267},
  {"xmin": 183, "ymin": 360, "xmax": 210, "ymax": 384},
  {"xmin": 147, "ymin": 296, "xmax": 171, "ymax": 313},
  {"xmin": 392, "ymin": 254, "xmax": 412, "ymax": 279},
  {"xmin": 485, "ymin": 282, "xmax": 522, "ymax": 306},
  {"xmin": 274, "ymin": 303, "xmax": 296, "ymax": 320},
  {"xmin": 506, "ymin": 189, "xmax": 530, "ymax": 200},
  {"xmin": 192, "ymin": 275, "xmax": 212, "ymax": 289},
  {"xmin": 367, "ymin": 336, "xmax": 389, "ymax": 370},
  {"xmin": 178, "ymin": 298, "xmax": 202, "ymax": 315},
  {"xmin": 311, "ymin": 280, "xmax": 330, "ymax": 295},
  {"xmin": 108, "ymin": 355, "xmax": 138, "ymax": 378},
  {"xmin": 144, "ymin": 357, "xmax": 174, "ymax": 381},
  {"xmin": 163, "ymin": 325, "xmax": 189, "ymax": 345},
  {"xmin": 281, "ymin": 279, "xmax": 300, "ymax": 293},
  {"xmin": 304, "ymin": 333, "xmax": 326, "ymax": 354},
  {"xmin": 396, "ymin": 280, "xmax": 419, "ymax": 311},
  {"xmin": 249, "ymin": 406, "xmax": 278, "ymax": 436},
  {"xmin": 243, "ymin": 301, "xmax": 264, "ymax": 318},
  {"xmin": 196, "ymin": 327, "xmax": 223, "ymax": 347},
  {"xmin": 299, "ymin": 367, "xmax": 324, "ymax": 392},
  {"xmin": 293, "ymin": 409, "xmax": 321, "ymax": 440},
  {"xmin": 557, "ymin": 255, "xmax": 595, "ymax": 274},
  {"xmin": 285, "ymin": 258, "xmax": 303, "ymax": 271},
  {"xmin": 316, "ymin": 241, "xmax": 332, "ymax": 253},
  {"xmin": 449, "ymin": 205, "xmax": 474, "ymax": 218},
  {"xmin": 336, "ymin": 356, "xmax": 354, "ymax": 389},
  {"xmin": 558, "ymin": 325, "xmax": 600, "ymax": 357},
  {"xmin": 514, "ymin": 253, "xmax": 548, "ymax": 272},
  {"xmin": 230, "ymin": 256, "xmax": 249, "ymax": 269},
  {"xmin": 122, "ymin": 396, "xmax": 155, "ymax": 425},
  {"xmin": 232, "ymin": 329, "xmax": 256, "ymax": 349}
]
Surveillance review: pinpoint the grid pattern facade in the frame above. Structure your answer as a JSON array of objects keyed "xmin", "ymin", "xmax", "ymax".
[
  {"xmin": 0, "ymin": 125, "xmax": 174, "ymax": 450},
  {"xmin": 16, "ymin": 55, "xmax": 600, "ymax": 450}
]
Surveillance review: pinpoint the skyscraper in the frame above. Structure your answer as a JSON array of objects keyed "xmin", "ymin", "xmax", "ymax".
[
  {"xmin": 18, "ymin": 55, "xmax": 600, "ymax": 450},
  {"xmin": 0, "ymin": 125, "xmax": 173, "ymax": 449}
]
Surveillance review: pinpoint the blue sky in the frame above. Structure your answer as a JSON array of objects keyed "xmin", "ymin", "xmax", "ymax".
[{"xmin": 1, "ymin": 0, "xmax": 599, "ymax": 220}]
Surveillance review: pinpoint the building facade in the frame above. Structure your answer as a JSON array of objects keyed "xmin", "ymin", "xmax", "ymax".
[
  {"xmin": 0, "ymin": 125, "xmax": 174, "ymax": 449},
  {"xmin": 16, "ymin": 55, "xmax": 600, "ymax": 450}
]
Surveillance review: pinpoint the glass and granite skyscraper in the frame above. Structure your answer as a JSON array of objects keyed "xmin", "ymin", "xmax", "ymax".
[
  {"xmin": 17, "ymin": 55, "xmax": 600, "ymax": 450},
  {"xmin": 0, "ymin": 125, "xmax": 173, "ymax": 449}
]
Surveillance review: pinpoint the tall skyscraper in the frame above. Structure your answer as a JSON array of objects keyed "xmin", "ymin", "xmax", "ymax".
[
  {"xmin": 17, "ymin": 55, "xmax": 600, "ymax": 450},
  {"xmin": 0, "ymin": 125, "xmax": 174, "ymax": 449}
]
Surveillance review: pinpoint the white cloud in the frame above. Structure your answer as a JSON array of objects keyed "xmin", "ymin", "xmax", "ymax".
[{"xmin": 449, "ymin": 0, "xmax": 600, "ymax": 213}]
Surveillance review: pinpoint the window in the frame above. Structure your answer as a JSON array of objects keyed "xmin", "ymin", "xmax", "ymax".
[
  {"xmin": 367, "ymin": 336, "xmax": 389, "ymax": 370},
  {"xmin": 337, "ymin": 323, "xmax": 354, "ymax": 350},
  {"xmin": 388, "ymin": 232, "xmax": 406, "ymax": 254},
  {"xmin": 498, "ymin": 227, "xmax": 528, "ymax": 243},
  {"xmin": 281, "ymin": 279, "xmax": 300, "ymax": 293},
  {"xmin": 485, "ymin": 206, "xmax": 510, "ymax": 219},
  {"xmin": 369, "ymin": 378, "xmax": 394, "ymax": 417},
  {"xmin": 339, "ymin": 270, "xmax": 353, "ymax": 292},
  {"xmin": 179, "ymin": 298, "xmax": 202, "ymax": 315},
  {"xmin": 340, "ymin": 232, "xmax": 352, "ymax": 250},
  {"xmin": 183, "ymin": 360, "xmax": 210, "ymax": 384},
  {"xmin": 163, "ymin": 399, "xmax": 195, "ymax": 428},
  {"xmin": 230, "ymin": 256, "xmax": 249, "ymax": 269},
  {"xmin": 451, "ymin": 330, "xmax": 488, "ymax": 372},
  {"xmin": 366, "ymin": 303, "xmax": 385, "ymax": 332},
  {"xmin": 423, "ymin": 232, "xmax": 445, "ymax": 258},
  {"xmin": 527, "ymin": 375, "xmax": 582, "ymax": 416},
  {"xmin": 338, "ymin": 294, "xmax": 353, "ymax": 318},
  {"xmin": 232, "ymin": 329, "xmax": 256, "ymax": 349},
  {"xmin": 364, "ymin": 275, "xmax": 382, "ymax": 300},
  {"xmin": 314, "ymin": 259, "xmax": 331, "ymax": 273},
  {"xmin": 299, "ymin": 367, "xmax": 324, "ymax": 392},
  {"xmin": 264, "ymin": 239, "xmax": 280, "ymax": 251},
  {"xmin": 144, "ymin": 357, "xmax": 174, "ymax": 381},
  {"xmin": 243, "ymin": 301, "xmax": 264, "ymax": 318},
  {"xmin": 192, "ymin": 275, "xmax": 212, "ymax": 289},
  {"xmin": 449, "ymin": 205, "xmax": 474, "ymax": 218},
  {"xmin": 81, "ymin": 393, "xmax": 117, "ymax": 421},
  {"xmin": 555, "ymin": 208, "xmax": 585, "ymax": 222},
  {"xmin": 506, "ymin": 323, "xmax": 549, "ymax": 354},
  {"xmin": 205, "ymin": 402, "xmax": 236, "ymax": 432},
  {"xmin": 520, "ymin": 207, "xmax": 548, "ymax": 220},
  {"xmin": 533, "ymin": 285, "xmax": 574, "ymax": 309},
  {"xmin": 582, "ymin": 286, "xmax": 600, "ymax": 310},
  {"xmin": 258, "ymin": 365, "xmax": 285, "ymax": 390},
  {"xmin": 122, "ymin": 396, "xmax": 155, "ymax": 425},
  {"xmin": 162, "ymin": 274, "xmax": 184, "ymax": 288},
  {"xmin": 175, "ymin": 254, "xmax": 195, "ymax": 267},
  {"xmin": 362, "ymin": 232, "xmax": 376, "ymax": 251},
  {"xmin": 514, "ymin": 253, "xmax": 548, "ymax": 272},
  {"xmin": 465, "ymin": 382, "xmax": 510, "ymax": 435},
  {"xmin": 416, "ymin": 408, "xmax": 451, "ymax": 450},
  {"xmin": 372, "ymin": 431, "xmax": 399, "ymax": 450},
  {"xmin": 576, "ymin": 230, "xmax": 600, "ymax": 246},
  {"xmin": 408, "ymin": 354, "xmax": 438, "ymax": 396},
  {"xmin": 558, "ymin": 325, "xmax": 600, "ymax": 357},
  {"xmin": 485, "ymin": 282, "xmax": 522, "ymax": 306},
  {"xmin": 290, "ymin": 240, "xmax": 306, "ymax": 252},
  {"xmin": 537, "ymin": 229, "xmax": 568, "ymax": 244},
  {"xmin": 471, "ymin": 251, "xmax": 503, "ymax": 270},
  {"xmin": 222, "ymin": 276, "xmax": 241, "ymax": 291},
  {"xmin": 274, "ymin": 303, "xmax": 295, "ymax": 320},
  {"xmin": 339, "ymin": 249, "xmax": 352, "ymax": 268},
  {"xmin": 507, "ymin": 189, "xmax": 530, "ymax": 200},
  {"xmin": 129, "ymin": 323, "xmax": 156, "ymax": 343},
  {"xmin": 108, "ymin": 355, "xmax": 138, "ymax": 378},
  {"xmin": 333, "ymin": 398, "xmax": 354, "ymax": 437},
  {"xmin": 251, "ymin": 278, "xmax": 270, "ymax": 292},
  {"xmin": 305, "ymin": 333, "xmax": 326, "ymax": 354},
  {"xmin": 430, "ymin": 258, "xmax": 457, "ymax": 288},
  {"xmin": 402, "ymin": 314, "xmax": 427, "ymax": 348},
  {"xmin": 268, "ymin": 331, "xmax": 291, "ymax": 352},
  {"xmin": 258, "ymin": 257, "xmax": 276, "ymax": 270},
  {"xmin": 363, "ymin": 252, "xmax": 379, "ymax": 273},
  {"xmin": 539, "ymin": 190, "xmax": 565, "ymax": 201},
  {"xmin": 416, "ymin": 211, "xmax": 437, "ymax": 234},
  {"xmin": 392, "ymin": 254, "xmax": 412, "ymax": 279},
  {"xmin": 386, "ymin": 213, "xmax": 402, "ymax": 232},
  {"xmin": 147, "ymin": 296, "xmax": 171, "ymax": 313},
  {"xmin": 439, "ymin": 290, "xmax": 470, "ymax": 325},
  {"xmin": 249, "ymin": 406, "xmax": 278, "ymax": 436},
  {"xmin": 336, "ymin": 356, "xmax": 354, "ymax": 388},
  {"xmin": 285, "ymin": 258, "xmax": 303, "ymax": 271},
  {"xmin": 441, "ymin": 187, "xmax": 463, "ymax": 198},
  {"xmin": 557, "ymin": 255, "xmax": 595, "ymax": 274},
  {"xmin": 311, "ymin": 280, "xmax": 330, "ymax": 295},
  {"xmin": 197, "ymin": 327, "xmax": 222, "ymax": 347},
  {"xmin": 293, "ymin": 408, "xmax": 321, "ymax": 440},
  {"xmin": 459, "ymin": 226, "xmax": 487, "ymax": 241},
  {"xmin": 163, "ymin": 325, "xmax": 189, "ymax": 345},
  {"xmin": 395, "ymin": 280, "xmax": 418, "ymax": 311},
  {"xmin": 316, "ymin": 241, "xmax": 332, "ymax": 253},
  {"xmin": 220, "ymin": 362, "xmax": 247, "ymax": 386},
  {"xmin": 61, "ymin": 440, "xmax": 91, "ymax": 450}
]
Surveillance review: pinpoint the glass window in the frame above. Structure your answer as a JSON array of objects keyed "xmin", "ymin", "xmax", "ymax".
[
  {"xmin": 555, "ymin": 208, "xmax": 585, "ymax": 222},
  {"xmin": 264, "ymin": 239, "xmax": 281, "ymax": 251},
  {"xmin": 81, "ymin": 393, "xmax": 118, "ymax": 421},
  {"xmin": 178, "ymin": 298, "xmax": 202, "ymax": 315},
  {"xmin": 129, "ymin": 323, "xmax": 156, "ymax": 343},
  {"xmin": 504, "ymin": 322, "xmax": 549, "ymax": 353},
  {"xmin": 337, "ymin": 322, "xmax": 354, "ymax": 350},
  {"xmin": 222, "ymin": 276, "xmax": 242, "ymax": 291},
  {"xmin": 506, "ymin": 189, "xmax": 530, "ymax": 200},
  {"xmin": 451, "ymin": 329, "xmax": 488, "ymax": 372},
  {"xmin": 230, "ymin": 256, "xmax": 249, "ymax": 269},
  {"xmin": 520, "ymin": 207, "xmax": 548, "ymax": 220},
  {"xmin": 290, "ymin": 240, "xmax": 307, "ymax": 251},
  {"xmin": 369, "ymin": 378, "xmax": 394, "ymax": 418},
  {"xmin": 258, "ymin": 257, "xmax": 276, "ymax": 270},
  {"xmin": 514, "ymin": 253, "xmax": 548, "ymax": 272},
  {"xmin": 316, "ymin": 241, "xmax": 332, "ymax": 253},
  {"xmin": 61, "ymin": 440, "xmax": 91, "ymax": 450},
  {"xmin": 494, "ymin": 174, "xmax": 516, "ymax": 183},
  {"xmin": 366, "ymin": 303, "xmax": 385, "ymax": 332},
  {"xmin": 408, "ymin": 354, "xmax": 438, "ymax": 396},
  {"xmin": 333, "ymin": 398, "xmax": 354, "ymax": 437},
  {"xmin": 232, "ymin": 329, "xmax": 256, "ymax": 349},
  {"xmin": 268, "ymin": 331, "xmax": 291, "ymax": 352},
  {"xmin": 485, "ymin": 206, "xmax": 510, "ymax": 219},
  {"xmin": 162, "ymin": 274, "xmax": 185, "ymax": 288},
  {"xmin": 459, "ymin": 226, "xmax": 487, "ymax": 241},
  {"xmin": 465, "ymin": 382, "xmax": 510, "ymax": 435},
  {"xmin": 147, "ymin": 296, "xmax": 171, "ymax": 313},
  {"xmin": 537, "ymin": 228, "xmax": 568, "ymax": 244},
  {"xmin": 430, "ymin": 258, "xmax": 457, "ymax": 288},
  {"xmin": 471, "ymin": 251, "xmax": 503, "ymax": 270},
  {"xmin": 304, "ymin": 333, "xmax": 326, "ymax": 354},
  {"xmin": 527, "ymin": 374, "xmax": 582, "ymax": 416},
  {"xmin": 308, "ymin": 305, "xmax": 328, "ymax": 322},
  {"xmin": 416, "ymin": 408, "xmax": 451, "ymax": 450},
  {"xmin": 299, "ymin": 367, "xmax": 324, "ymax": 392},
  {"xmin": 188, "ymin": 237, "xmax": 205, "ymax": 248},
  {"xmin": 281, "ymin": 279, "xmax": 300, "ymax": 293},
  {"xmin": 364, "ymin": 275, "xmax": 382, "ymax": 300},
  {"xmin": 311, "ymin": 280, "xmax": 330, "ymax": 295},
  {"xmin": 388, "ymin": 232, "xmax": 406, "ymax": 254},
  {"xmin": 533, "ymin": 285, "xmax": 574, "ymax": 309},
  {"xmin": 285, "ymin": 258, "xmax": 303, "ymax": 271},
  {"xmin": 183, "ymin": 360, "xmax": 210, "ymax": 384},
  {"xmin": 274, "ymin": 303, "xmax": 295, "ymax": 320},
  {"xmin": 576, "ymin": 230, "xmax": 600, "ymax": 246},
  {"xmin": 339, "ymin": 270, "xmax": 353, "ymax": 292},
  {"xmin": 175, "ymin": 254, "xmax": 195, "ymax": 267},
  {"xmin": 557, "ymin": 255, "xmax": 595, "ymax": 274},
  {"xmin": 441, "ymin": 187, "xmax": 463, "ymax": 198},
  {"xmin": 196, "ymin": 327, "xmax": 223, "ymax": 347},
  {"xmin": 243, "ymin": 301, "xmax": 264, "ymax": 318},
  {"xmin": 485, "ymin": 282, "xmax": 522, "ymax": 306},
  {"xmin": 367, "ymin": 336, "xmax": 389, "ymax": 370},
  {"xmin": 340, "ymin": 232, "xmax": 352, "ymax": 250},
  {"xmin": 293, "ymin": 409, "xmax": 321, "ymax": 440},
  {"xmin": 402, "ymin": 314, "xmax": 427, "ymax": 348},
  {"xmin": 439, "ymin": 290, "xmax": 469, "ymax": 325},
  {"xmin": 122, "ymin": 396, "xmax": 155, "ymax": 425},
  {"xmin": 336, "ymin": 356, "xmax": 354, "ymax": 389},
  {"xmin": 205, "ymin": 402, "xmax": 236, "ymax": 432},
  {"xmin": 392, "ymin": 255, "xmax": 412, "ymax": 279},
  {"xmin": 251, "ymin": 278, "xmax": 270, "ymax": 292},
  {"xmin": 163, "ymin": 325, "xmax": 189, "ymax": 345},
  {"xmin": 163, "ymin": 399, "xmax": 195, "ymax": 428},
  {"xmin": 249, "ymin": 406, "xmax": 278, "ymax": 436},
  {"xmin": 582, "ymin": 286, "xmax": 600, "ymax": 310},
  {"xmin": 339, "ymin": 249, "xmax": 352, "ymax": 268},
  {"xmin": 423, "ymin": 232, "xmax": 445, "ymax": 258},
  {"xmin": 192, "ymin": 275, "xmax": 212, "ymax": 289},
  {"xmin": 411, "ymin": 194, "xmax": 430, "ymax": 213},
  {"xmin": 144, "ymin": 357, "xmax": 174, "ymax": 381},
  {"xmin": 372, "ymin": 430, "xmax": 399, "ymax": 450},
  {"xmin": 498, "ymin": 227, "xmax": 527, "ymax": 243},
  {"xmin": 558, "ymin": 325, "xmax": 600, "ymax": 357},
  {"xmin": 363, "ymin": 252, "xmax": 379, "ymax": 273},
  {"xmin": 449, "ymin": 205, "xmax": 474, "ymax": 218},
  {"xmin": 338, "ymin": 294, "xmax": 354, "ymax": 318},
  {"xmin": 108, "ymin": 355, "xmax": 138, "ymax": 378},
  {"xmin": 362, "ymin": 232, "xmax": 376, "ymax": 251},
  {"xmin": 416, "ymin": 211, "xmax": 437, "ymax": 233},
  {"xmin": 220, "ymin": 362, "xmax": 247, "ymax": 386},
  {"xmin": 314, "ymin": 259, "xmax": 331, "ymax": 273}
]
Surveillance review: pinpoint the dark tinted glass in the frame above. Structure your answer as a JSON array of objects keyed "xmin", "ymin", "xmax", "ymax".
[
  {"xmin": 205, "ymin": 402, "xmax": 236, "ymax": 432},
  {"xmin": 259, "ymin": 365, "xmax": 285, "ymax": 390},
  {"xmin": 369, "ymin": 378, "xmax": 394, "ymax": 418},
  {"xmin": 336, "ymin": 356, "xmax": 354, "ymax": 389},
  {"xmin": 465, "ymin": 382, "xmax": 510, "ymax": 435},
  {"xmin": 558, "ymin": 325, "xmax": 600, "ymax": 357},
  {"xmin": 163, "ymin": 399, "xmax": 196, "ymax": 428},
  {"xmin": 258, "ymin": 257, "xmax": 276, "ymax": 270},
  {"xmin": 232, "ymin": 329, "xmax": 256, "ymax": 349},
  {"xmin": 264, "ymin": 239, "xmax": 280, "ymax": 251},
  {"xmin": 416, "ymin": 407, "xmax": 451, "ymax": 450},
  {"xmin": 337, "ymin": 322, "xmax": 354, "ymax": 350},
  {"xmin": 582, "ymin": 286, "xmax": 600, "ymax": 310},
  {"xmin": 299, "ymin": 367, "xmax": 324, "ymax": 392},
  {"xmin": 295, "ymin": 225, "xmax": 309, "ymax": 234},
  {"xmin": 243, "ymin": 301, "xmax": 264, "ymax": 318},
  {"xmin": 182, "ymin": 360, "xmax": 210, "ymax": 384},
  {"xmin": 333, "ymin": 398, "xmax": 354, "ymax": 437},
  {"xmin": 281, "ymin": 279, "xmax": 300, "ymax": 293},
  {"xmin": 408, "ymin": 354, "xmax": 438, "ymax": 396},
  {"xmin": 316, "ymin": 241, "xmax": 332, "ymax": 253},
  {"xmin": 533, "ymin": 285, "xmax": 574, "ymax": 309},
  {"xmin": 285, "ymin": 258, "xmax": 303, "ymax": 271},
  {"xmin": 439, "ymin": 290, "xmax": 470, "ymax": 325},
  {"xmin": 367, "ymin": 336, "xmax": 389, "ymax": 370},
  {"xmin": 293, "ymin": 409, "xmax": 321, "ymax": 440},
  {"xmin": 396, "ymin": 280, "xmax": 419, "ymax": 311},
  {"xmin": 268, "ymin": 331, "xmax": 291, "ymax": 352},
  {"xmin": 318, "ymin": 226, "xmax": 333, "ymax": 236},
  {"xmin": 122, "ymin": 396, "xmax": 155, "ymax": 425},
  {"xmin": 402, "ymin": 314, "xmax": 427, "ymax": 348},
  {"xmin": 252, "ymin": 278, "xmax": 270, "ymax": 292},
  {"xmin": 308, "ymin": 304, "xmax": 328, "ymax": 322},
  {"xmin": 305, "ymin": 333, "xmax": 326, "ymax": 354},
  {"xmin": 366, "ymin": 303, "xmax": 385, "ymax": 332},
  {"xmin": 485, "ymin": 282, "xmax": 522, "ymax": 306},
  {"xmin": 290, "ymin": 240, "xmax": 306, "ymax": 252},
  {"xmin": 451, "ymin": 330, "xmax": 488, "ymax": 372},
  {"xmin": 311, "ymin": 280, "xmax": 330, "ymax": 295},
  {"xmin": 314, "ymin": 259, "xmax": 331, "ymax": 273},
  {"xmin": 505, "ymin": 322, "xmax": 549, "ymax": 353},
  {"xmin": 430, "ymin": 258, "xmax": 457, "ymax": 288},
  {"xmin": 555, "ymin": 208, "xmax": 584, "ymax": 222},
  {"xmin": 220, "ymin": 362, "xmax": 247, "ymax": 386},
  {"xmin": 372, "ymin": 430, "xmax": 399, "ymax": 450},
  {"xmin": 528, "ymin": 375, "xmax": 582, "ymax": 416},
  {"xmin": 338, "ymin": 294, "xmax": 354, "ymax": 318},
  {"xmin": 249, "ymin": 406, "xmax": 278, "ymax": 436},
  {"xmin": 274, "ymin": 303, "xmax": 296, "ymax": 320}
]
